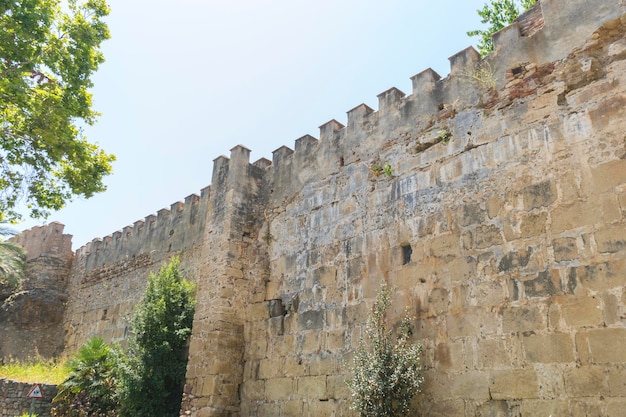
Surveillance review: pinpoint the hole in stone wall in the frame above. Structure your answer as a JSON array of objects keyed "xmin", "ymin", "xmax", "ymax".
[
  {"xmin": 339, "ymin": 156, "xmax": 345, "ymax": 167},
  {"xmin": 511, "ymin": 66, "xmax": 524, "ymax": 76},
  {"xmin": 401, "ymin": 244, "xmax": 412, "ymax": 265},
  {"xmin": 101, "ymin": 309, "xmax": 108, "ymax": 320},
  {"xmin": 437, "ymin": 103, "xmax": 445, "ymax": 111}
]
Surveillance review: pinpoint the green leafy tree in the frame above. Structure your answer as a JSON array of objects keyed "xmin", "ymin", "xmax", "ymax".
[
  {"xmin": 467, "ymin": 0, "xmax": 537, "ymax": 56},
  {"xmin": 0, "ymin": 225, "xmax": 25, "ymax": 298},
  {"xmin": 118, "ymin": 256, "xmax": 196, "ymax": 417},
  {"xmin": 0, "ymin": 0, "xmax": 115, "ymax": 222},
  {"xmin": 51, "ymin": 337, "xmax": 120, "ymax": 417},
  {"xmin": 347, "ymin": 283, "xmax": 424, "ymax": 417}
]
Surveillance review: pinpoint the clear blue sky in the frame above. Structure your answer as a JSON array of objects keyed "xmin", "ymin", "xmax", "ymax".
[{"xmin": 19, "ymin": 0, "xmax": 488, "ymax": 248}]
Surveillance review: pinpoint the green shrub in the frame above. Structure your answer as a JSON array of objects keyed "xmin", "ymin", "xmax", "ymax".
[
  {"xmin": 117, "ymin": 256, "xmax": 195, "ymax": 417},
  {"xmin": 51, "ymin": 337, "xmax": 119, "ymax": 417},
  {"xmin": 347, "ymin": 283, "xmax": 424, "ymax": 417}
]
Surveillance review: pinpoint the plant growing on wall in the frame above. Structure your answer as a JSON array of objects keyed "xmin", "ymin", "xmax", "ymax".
[
  {"xmin": 347, "ymin": 283, "xmax": 424, "ymax": 417},
  {"xmin": 51, "ymin": 337, "xmax": 119, "ymax": 417},
  {"xmin": 467, "ymin": 0, "xmax": 536, "ymax": 56},
  {"xmin": 117, "ymin": 256, "xmax": 196, "ymax": 417}
]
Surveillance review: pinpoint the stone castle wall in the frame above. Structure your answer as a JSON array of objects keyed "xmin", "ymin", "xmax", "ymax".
[
  {"xmin": 62, "ymin": 189, "xmax": 210, "ymax": 352},
  {"xmin": 1, "ymin": 223, "xmax": 72, "ymax": 360},
  {"xmin": 5, "ymin": 0, "xmax": 626, "ymax": 416},
  {"xmin": 232, "ymin": 1, "xmax": 626, "ymax": 414}
]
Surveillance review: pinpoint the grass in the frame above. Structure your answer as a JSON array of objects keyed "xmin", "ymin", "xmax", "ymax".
[{"xmin": 0, "ymin": 358, "xmax": 68, "ymax": 385}]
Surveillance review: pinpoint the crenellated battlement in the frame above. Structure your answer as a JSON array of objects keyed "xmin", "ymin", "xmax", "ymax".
[
  {"xmin": 11, "ymin": 222, "xmax": 73, "ymax": 262},
  {"xmin": 62, "ymin": 0, "xmax": 623, "ymax": 270},
  {"xmin": 74, "ymin": 188, "xmax": 210, "ymax": 270},
  {"xmin": 251, "ymin": 0, "xmax": 623, "ymax": 204}
]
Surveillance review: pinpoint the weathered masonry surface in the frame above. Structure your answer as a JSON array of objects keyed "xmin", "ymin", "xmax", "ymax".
[{"xmin": 4, "ymin": 1, "xmax": 626, "ymax": 416}]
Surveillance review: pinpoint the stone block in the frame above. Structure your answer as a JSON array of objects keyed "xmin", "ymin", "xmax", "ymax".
[
  {"xmin": 523, "ymin": 333, "xmax": 575, "ymax": 363},
  {"xmin": 446, "ymin": 310, "xmax": 481, "ymax": 338},
  {"xmin": 325, "ymin": 329, "xmax": 345, "ymax": 353},
  {"xmin": 327, "ymin": 375, "xmax": 350, "ymax": 400},
  {"xmin": 247, "ymin": 336, "xmax": 268, "ymax": 360},
  {"xmin": 552, "ymin": 237, "xmax": 579, "ymax": 262},
  {"xmin": 458, "ymin": 203, "xmax": 486, "ymax": 227},
  {"xmin": 564, "ymin": 365, "xmax": 608, "ymax": 397},
  {"xmin": 490, "ymin": 369, "xmax": 539, "ymax": 399},
  {"xmin": 498, "ymin": 247, "xmax": 533, "ymax": 272},
  {"xmin": 265, "ymin": 280, "xmax": 281, "ymax": 301},
  {"xmin": 265, "ymin": 377, "xmax": 294, "ymax": 401},
  {"xmin": 449, "ymin": 371, "xmax": 490, "ymax": 400},
  {"xmin": 588, "ymin": 328, "xmax": 626, "ymax": 363},
  {"xmin": 523, "ymin": 180, "xmax": 557, "ymax": 210},
  {"xmin": 502, "ymin": 305, "xmax": 545, "ymax": 334},
  {"xmin": 487, "ymin": 195, "xmax": 504, "ymax": 218},
  {"xmin": 520, "ymin": 211, "xmax": 548, "ymax": 238},
  {"xmin": 591, "ymin": 159, "xmax": 626, "ymax": 191},
  {"xmin": 595, "ymin": 224, "xmax": 626, "ymax": 254},
  {"xmin": 559, "ymin": 172, "xmax": 585, "ymax": 202},
  {"xmin": 434, "ymin": 340, "xmax": 465, "ymax": 371},
  {"xmin": 474, "ymin": 400, "xmax": 517, "ymax": 417},
  {"xmin": 257, "ymin": 402, "xmax": 280, "ymax": 416},
  {"xmin": 247, "ymin": 302, "xmax": 269, "ymax": 321},
  {"xmin": 607, "ymin": 398, "xmax": 626, "ymax": 417},
  {"xmin": 603, "ymin": 293, "xmax": 620, "ymax": 325},
  {"xmin": 522, "ymin": 269, "xmax": 559, "ymax": 298},
  {"xmin": 282, "ymin": 400, "xmax": 304, "ymax": 415},
  {"xmin": 471, "ymin": 224, "xmax": 503, "ymax": 249},
  {"xmin": 313, "ymin": 266, "xmax": 337, "ymax": 286},
  {"xmin": 394, "ymin": 263, "xmax": 422, "ymax": 291},
  {"xmin": 522, "ymin": 400, "xmax": 571, "ymax": 416},
  {"xmin": 304, "ymin": 399, "xmax": 336, "ymax": 417},
  {"xmin": 608, "ymin": 366, "xmax": 626, "ymax": 396},
  {"xmin": 297, "ymin": 375, "xmax": 327, "ymax": 399},
  {"xmin": 561, "ymin": 296, "xmax": 603, "ymax": 327},
  {"xmin": 309, "ymin": 355, "xmax": 337, "ymax": 376},
  {"xmin": 200, "ymin": 376, "xmax": 218, "ymax": 396},
  {"xmin": 476, "ymin": 338, "xmax": 513, "ymax": 369},
  {"xmin": 550, "ymin": 200, "xmax": 600, "ymax": 234},
  {"xmin": 426, "ymin": 233, "xmax": 462, "ymax": 258},
  {"xmin": 298, "ymin": 310, "xmax": 325, "ymax": 331},
  {"xmin": 258, "ymin": 358, "xmax": 280, "ymax": 379},
  {"xmin": 470, "ymin": 280, "xmax": 506, "ymax": 307},
  {"xmin": 428, "ymin": 287, "xmax": 450, "ymax": 316},
  {"xmin": 269, "ymin": 299, "xmax": 285, "ymax": 318},
  {"xmin": 571, "ymin": 259, "xmax": 626, "ymax": 292},
  {"xmin": 600, "ymin": 193, "xmax": 622, "ymax": 223},
  {"xmin": 240, "ymin": 380, "xmax": 265, "ymax": 401},
  {"xmin": 283, "ymin": 355, "xmax": 309, "ymax": 377}
]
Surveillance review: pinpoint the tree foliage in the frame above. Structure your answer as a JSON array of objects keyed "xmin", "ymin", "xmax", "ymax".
[
  {"xmin": 467, "ymin": 0, "xmax": 537, "ymax": 56},
  {"xmin": 117, "ymin": 256, "xmax": 196, "ymax": 417},
  {"xmin": 0, "ymin": 225, "xmax": 25, "ymax": 298},
  {"xmin": 0, "ymin": 0, "xmax": 115, "ymax": 222},
  {"xmin": 347, "ymin": 283, "xmax": 424, "ymax": 417},
  {"xmin": 52, "ymin": 337, "xmax": 120, "ymax": 417}
]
